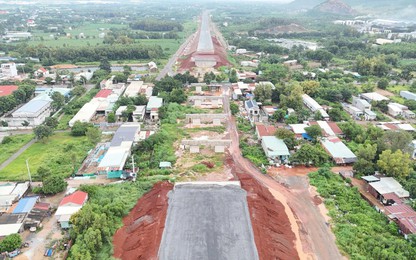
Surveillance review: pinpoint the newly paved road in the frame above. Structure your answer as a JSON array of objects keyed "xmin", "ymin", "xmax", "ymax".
[{"xmin": 158, "ymin": 183, "xmax": 259, "ymax": 260}]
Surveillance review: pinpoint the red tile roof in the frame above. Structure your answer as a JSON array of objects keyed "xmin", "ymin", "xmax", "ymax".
[
  {"xmin": 256, "ymin": 123, "xmax": 277, "ymax": 137},
  {"xmin": 59, "ymin": 191, "xmax": 88, "ymax": 206},
  {"xmin": 38, "ymin": 67, "xmax": 47, "ymax": 73},
  {"xmin": 95, "ymin": 89, "xmax": 113, "ymax": 98},
  {"xmin": 0, "ymin": 85, "xmax": 18, "ymax": 97},
  {"xmin": 384, "ymin": 123, "xmax": 399, "ymax": 130}
]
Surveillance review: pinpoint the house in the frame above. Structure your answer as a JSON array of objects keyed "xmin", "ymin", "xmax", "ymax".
[
  {"xmin": 55, "ymin": 191, "xmax": 88, "ymax": 228},
  {"xmin": 69, "ymin": 99, "xmax": 100, "ymax": 127},
  {"xmin": 98, "ymin": 123, "xmax": 140, "ymax": 177},
  {"xmin": 368, "ymin": 177, "xmax": 409, "ymax": 205},
  {"xmin": 148, "ymin": 61, "xmax": 157, "ymax": 72},
  {"xmin": 352, "ymin": 96, "xmax": 371, "ymax": 111},
  {"xmin": 0, "ymin": 182, "xmax": 29, "ymax": 213},
  {"xmin": 377, "ymin": 122, "xmax": 416, "ymax": 132},
  {"xmin": 261, "ymin": 106, "xmax": 278, "ymax": 119},
  {"xmin": 385, "ymin": 205, "xmax": 416, "ymax": 238},
  {"xmin": 255, "ymin": 123, "xmax": 276, "ymax": 140},
  {"xmin": 261, "ymin": 136, "xmax": 290, "ymax": 162},
  {"xmin": 302, "ymin": 94, "xmax": 329, "ymax": 119},
  {"xmin": 400, "ymin": 91, "xmax": 416, "ymax": 101},
  {"xmin": 289, "ymin": 124, "xmax": 309, "ymax": 139},
  {"xmin": 34, "ymin": 67, "xmax": 49, "ymax": 78},
  {"xmin": 364, "ymin": 109, "xmax": 377, "ymax": 121},
  {"xmin": 321, "ymin": 137, "xmax": 357, "ymax": 164},
  {"xmin": 1, "ymin": 63, "xmax": 18, "ymax": 77},
  {"xmin": 115, "ymin": 105, "xmax": 146, "ymax": 122},
  {"xmin": 244, "ymin": 99, "xmax": 260, "ymax": 123},
  {"xmin": 360, "ymin": 92, "xmax": 389, "ymax": 103},
  {"xmin": 0, "ymin": 85, "xmax": 18, "ymax": 97},
  {"xmin": 387, "ymin": 103, "xmax": 415, "ymax": 118},
  {"xmin": 124, "ymin": 81, "xmax": 153, "ymax": 98},
  {"xmin": 0, "ymin": 214, "xmax": 25, "ymax": 237},
  {"xmin": 12, "ymin": 196, "xmax": 39, "ymax": 214},
  {"xmin": 146, "ymin": 96, "xmax": 163, "ymax": 113}
]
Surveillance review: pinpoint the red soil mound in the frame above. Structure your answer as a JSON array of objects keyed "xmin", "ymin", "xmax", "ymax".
[
  {"xmin": 238, "ymin": 172, "xmax": 300, "ymax": 260},
  {"xmin": 113, "ymin": 181, "xmax": 173, "ymax": 260}
]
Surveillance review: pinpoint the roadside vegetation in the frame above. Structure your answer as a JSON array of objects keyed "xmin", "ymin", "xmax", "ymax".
[
  {"xmin": 309, "ymin": 167, "xmax": 416, "ymax": 259},
  {"xmin": 0, "ymin": 134, "xmax": 34, "ymax": 165}
]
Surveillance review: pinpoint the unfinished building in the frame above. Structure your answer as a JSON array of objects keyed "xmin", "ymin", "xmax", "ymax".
[
  {"xmin": 158, "ymin": 182, "xmax": 259, "ymax": 260},
  {"xmin": 188, "ymin": 96, "xmax": 223, "ymax": 109},
  {"xmin": 185, "ymin": 114, "xmax": 227, "ymax": 126},
  {"xmin": 181, "ymin": 139, "xmax": 231, "ymax": 153}
]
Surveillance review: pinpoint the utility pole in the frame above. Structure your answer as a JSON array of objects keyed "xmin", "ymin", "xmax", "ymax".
[
  {"xmin": 131, "ymin": 156, "xmax": 136, "ymax": 182},
  {"xmin": 26, "ymin": 159, "xmax": 32, "ymax": 187}
]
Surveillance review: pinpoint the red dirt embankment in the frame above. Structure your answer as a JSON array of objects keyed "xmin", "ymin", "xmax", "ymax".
[
  {"xmin": 113, "ymin": 181, "xmax": 173, "ymax": 260},
  {"xmin": 238, "ymin": 172, "xmax": 300, "ymax": 260}
]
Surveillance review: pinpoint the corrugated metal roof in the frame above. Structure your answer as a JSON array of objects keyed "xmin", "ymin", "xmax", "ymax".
[
  {"xmin": 147, "ymin": 96, "xmax": 163, "ymax": 110},
  {"xmin": 0, "ymin": 223, "xmax": 23, "ymax": 237},
  {"xmin": 12, "ymin": 196, "xmax": 38, "ymax": 214},
  {"xmin": 13, "ymin": 99, "xmax": 50, "ymax": 116},
  {"xmin": 369, "ymin": 177, "xmax": 409, "ymax": 198},
  {"xmin": 262, "ymin": 136, "xmax": 290, "ymax": 157},
  {"xmin": 321, "ymin": 137, "xmax": 356, "ymax": 162},
  {"xmin": 110, "ymin": 124, "xmax": 140, "ymax": 147}
]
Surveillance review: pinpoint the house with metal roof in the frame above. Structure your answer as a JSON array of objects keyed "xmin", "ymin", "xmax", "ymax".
[
  {"xmin": 360, "ymin": 92, "xmax": 389, "ymax": 102},
  {"xmin": 12, "ymin": 196, "xmax": 39, "ymax": 214},
  {"xmin": 302, "ymin": 94, "xmax": 329, "ymax": 119},
  {"xmin": 0, "ymin": 213, "xmax": 25, "ymax": 237},
  {"xmin": 7, "ymin": 98, "xmax": 51, "ymax": 127},
  {"xmin": 146, "ymin": 96, "xmax": 163, "ymax": 112},
  {"xmin": 385, "ymin": 204, "xmax": 416, "ymax": 238},
  {"xmin": 368, "ymin": 177, "xmax": 409, "ymax": 204},
  {"xmin": 261, "ymin": 136, "xmax": 290, "ymax": 162},
  {"xmin": 320, "ymin": 137, "xmax": 357, "ymax": 164},
  {"xmin": 400, "ymin": 90, "xmax": 416, "ymax": 101},
  {"xmin": 55, "ymin": 191, "xmax": 88, "ymax": 228}
]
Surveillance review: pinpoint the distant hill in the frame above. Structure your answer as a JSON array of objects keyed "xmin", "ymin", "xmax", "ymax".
[{"xmin": 313, "ymin": 0, "xmax": 358, "ymax": 16}]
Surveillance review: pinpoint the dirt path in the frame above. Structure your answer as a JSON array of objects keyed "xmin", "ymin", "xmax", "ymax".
[
  {"xmin": 222, "ymin": 85, "xmax": 343, "ymax": 260},
  {"xmin": 0, "ymin": 138, "xmax": 36, "ymax": 171}
]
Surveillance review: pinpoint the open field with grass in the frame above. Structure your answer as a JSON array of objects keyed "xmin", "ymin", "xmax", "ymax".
[
  {"xmin": 0, "ymin": 134, "xmax": 34, "ymax": 165},
  {"xmin": 0, "ymin": 132, "xmax": 93, "ymax": 181}
]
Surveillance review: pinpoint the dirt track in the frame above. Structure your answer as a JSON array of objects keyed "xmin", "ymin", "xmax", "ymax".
[{"xmin": 222, "ymin": 85, "xmax": 343, "ymax": 260}]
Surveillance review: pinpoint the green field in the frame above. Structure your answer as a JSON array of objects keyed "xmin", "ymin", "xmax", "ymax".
[
  {"xmin": 0, "ymin": 134, "xmax": 34, "ymax": 165},
  {"xmin": 0, "ymin": 132, "xmax": 93, "ymax": 181}
]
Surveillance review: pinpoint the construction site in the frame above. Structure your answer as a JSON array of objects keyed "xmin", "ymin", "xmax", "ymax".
[{"xmin": 112, "ymin": 11, "xmax": 342, "ymax": 260}]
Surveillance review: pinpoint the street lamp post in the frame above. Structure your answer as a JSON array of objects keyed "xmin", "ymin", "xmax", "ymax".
[{"xmin": 26, "ymin": 158, "xmax": 32, "ymax": 187}]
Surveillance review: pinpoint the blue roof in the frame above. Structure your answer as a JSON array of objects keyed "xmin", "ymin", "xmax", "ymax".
[
  {"xmin": 245, "ymin": 99, "xmax": 258, "ymax": 109},
  {"xmin": 302, "ymin": 133, "xmax": 313, "ymax": 141},
  {"xmin": 13, "ymin": 196, "xmax": 38, "ymax": 213}
]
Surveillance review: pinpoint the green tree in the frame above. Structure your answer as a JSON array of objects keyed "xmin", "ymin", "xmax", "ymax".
[
  {"xmin": 290, "ymin": 144, "xmax": 329, "ymax": 166},
  {"xmin": 377, "ymin": 78, "xmax": 389, "ymax": 90},
  {"xmin": 377, "ymin": 149, "xmax": 412, "ymax": 179},
  {"xmin": 305, "ymin": 125, "xmax": 322, "ymax": 142},
  {"xmin": 328, "ymin": 108, "xmax": 343, "ymax": 122},
  {"xmin": 0, "ymin": 234, "xmax": 22, "ymax": 253},
  {"xmin": 353, "ymin": 143, "xmax": 377, "ymax": 176},
  {"xmin": 36, "ymin": 166, "xmax": 51, "ymax": 181},
  {"xmin": 33, "ymin": 125, "xmax": 53, "ymax": 141},
  {"xmin": 377, "ymin": 130, "xmax": 412, "ymax": 154},
  {"xmin": 133, "ymin": 94, "xmax": 148, "ymax": 106},
  {"xmin": 313, "ymin": 111, "xmax": 323, "ymax": 121},
  {"xmin": 86, "ymin": 127, "xmax": 101, "ymax": 144},
  {"xmin": 230, "ymin": 102, "xmax": 239, "ymax": 115},
  {"xmin": 51, "ymin": 92, "xmax": 65, "ymax": 111},
  {"xmin": 285, "ymin": 114, "xmax": 298, "ymax": 124},
  {"xmin": 44, "ymin": 117, "xmax": 58, "ymax": 129},
  {"xmin": 99, "ymin": 59, "xmax": 111, "ymax": 73},
  {"xmin": 107, "ymin": 112, "xmax": 116, "ymax": 123},
  {"xmin": 272, "ymin": 109, "xmax": 286, "ymax": 122},
  {"xmin": 71, "ymin": 85, "xmax": 86, "ymax": 96},
  {"xmin": 71, "ymin": 121, "xmax": 93, "ymax": 136},
  {"xmin": 45, "ymin": 77, "xmax": 54, "ymax": 85},
  {"xmin": 253, "ymin": 83, "xmax": 272, "ymax": 103},
  {"xmin": 300, "ymin": 80, "xmax": 320, "ymax": 96},
  {"xmin": 41, "ymin": 175, "xmax": 68, "ymax": 194},
  {"xmin": 229, "ymin": 69, "xmax": 238, "ymax": 83},
  {"xmin": 275, "ymin": 128, "xmax": 295, "ymax": 140}
]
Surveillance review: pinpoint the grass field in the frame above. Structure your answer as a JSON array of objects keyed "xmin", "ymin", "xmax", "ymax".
[
  {"xmin": 387, "ymin": 84, "xmax": 409, "ymax": 94},
  {"xmin": 0, "ymin": 132, "xmax": 93, "ymax": 181},
  {"xmin": 0, "ymin": 134, "xmax": 34, "ymax": 165}
]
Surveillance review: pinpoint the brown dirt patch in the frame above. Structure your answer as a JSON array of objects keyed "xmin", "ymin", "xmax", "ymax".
[
  {"xmin": 313, "ymin": 195, "xmax": 322, "ymax": 205},
  {"xmin": 113, "ymin": 182, "xmax": 173, "ymax": 260},
  {"xmin": 237, "ymin": 172, "xmax": 300, "ymax": 260}
]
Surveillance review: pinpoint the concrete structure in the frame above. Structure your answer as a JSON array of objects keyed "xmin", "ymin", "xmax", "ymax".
[
  {"xmin": 352, "ymin": 96, "xmax": 371, "ymax": 111},
  {"xmin": 400, "ymin": 91, "xmax": 416, "ymax": 101},
  {"xmin": 244, "ymin": 99, "xmax": 260, "ymax": 123},
  {"xmin": 115, "ymin": 105, "xmax": 146, "ymax": 122},
  {"xmin": 124, "ymin": 81, "xmax": 153, "ymax": 98},
  {"xmin": 0, "ymin": 182, "xmax": 29, "ymax": 213},
  {"xmin": 321, "ymin": 136, "xmax": 357, "ymax": 164},
  {"xmin": 55, "ymin": 191, "xmax": 88, "ymax": 228},
  {"xmin": 360, "ymin": 92, "xmax": 389, "ymax": 102},
  {"xmin": 302, "ymin": 94, "xmax": 329, "ymax": 119},
  {"xmin": 7, "ymin": 98, "xmax": 51, "ymax": 127},
  {"xmin": 261, "ymin": 136, "xmax": 290, "ymax": 162},
  {"xmin": 146, "ymin": 96, "xmax": 163, "ymax": 113},
  {"xmin": 387, "ymin": 103, "xmax": 415, "ymax": 118},
  {"xmin": 181, "ymin": 139, "xmax": 231, "ymax": 153},
  {"xmin": 188, "ymin": 96, "xmax": 223, "ymax": 109},
  {"xmin": 193, "ymin": 11, "xmax": 217, "ymax": 68},
  {"xmin": 158, "ymin": 182, "xmax": 258, "ymax": 260},
  {"xmin": 1, "ymin": 63, "xmax": 18, "ymax": 77},
  {"xmin": 185, "ymin": 113, "xmax": 227, "ymax": 126}
]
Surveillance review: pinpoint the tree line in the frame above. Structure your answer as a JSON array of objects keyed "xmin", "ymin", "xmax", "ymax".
[
  {"xmin": 130, "ymin": 19, "xmax": 184, "ymax": 32},
  {"xmin": 0, "ymin": 83, "xmax": 35, "ymax": 117}
]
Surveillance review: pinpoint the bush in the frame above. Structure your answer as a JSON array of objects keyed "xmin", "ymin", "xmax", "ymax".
[
  {"xmin": 192, "ymin": 164, "xmax": 209, "ymax": 173},
  {"xmin": 1, "ymin": 136, "xmax": 12, "ymax": 144},
  {"xmin": 0, "ymin": 234, "xmax": 22, "ymax": 253}
]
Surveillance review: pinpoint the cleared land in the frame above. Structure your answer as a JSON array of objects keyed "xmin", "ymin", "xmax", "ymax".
[
  {"xmin": 0, "ymin": 132, "xmax": 93, "ymax": 181},
  {"xmin": 0, "ymin": 134, "xmax": 34, "ymax": 165},
  {"xmin": 158, "ymin": 183, "xmax": 258, "ymax": 260}
]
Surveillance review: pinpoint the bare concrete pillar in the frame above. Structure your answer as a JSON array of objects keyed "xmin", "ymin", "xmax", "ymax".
[
  {"xmin": 213, "ymin": 118, "xmax": 221, "ymax": 125},
  {"xmin": 214, "ymin": 146, "xmax": 225, "ymax": 153},
  {"xmin": 190, "ymin": 146, "xmax": 200, "ymax": 153}
]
